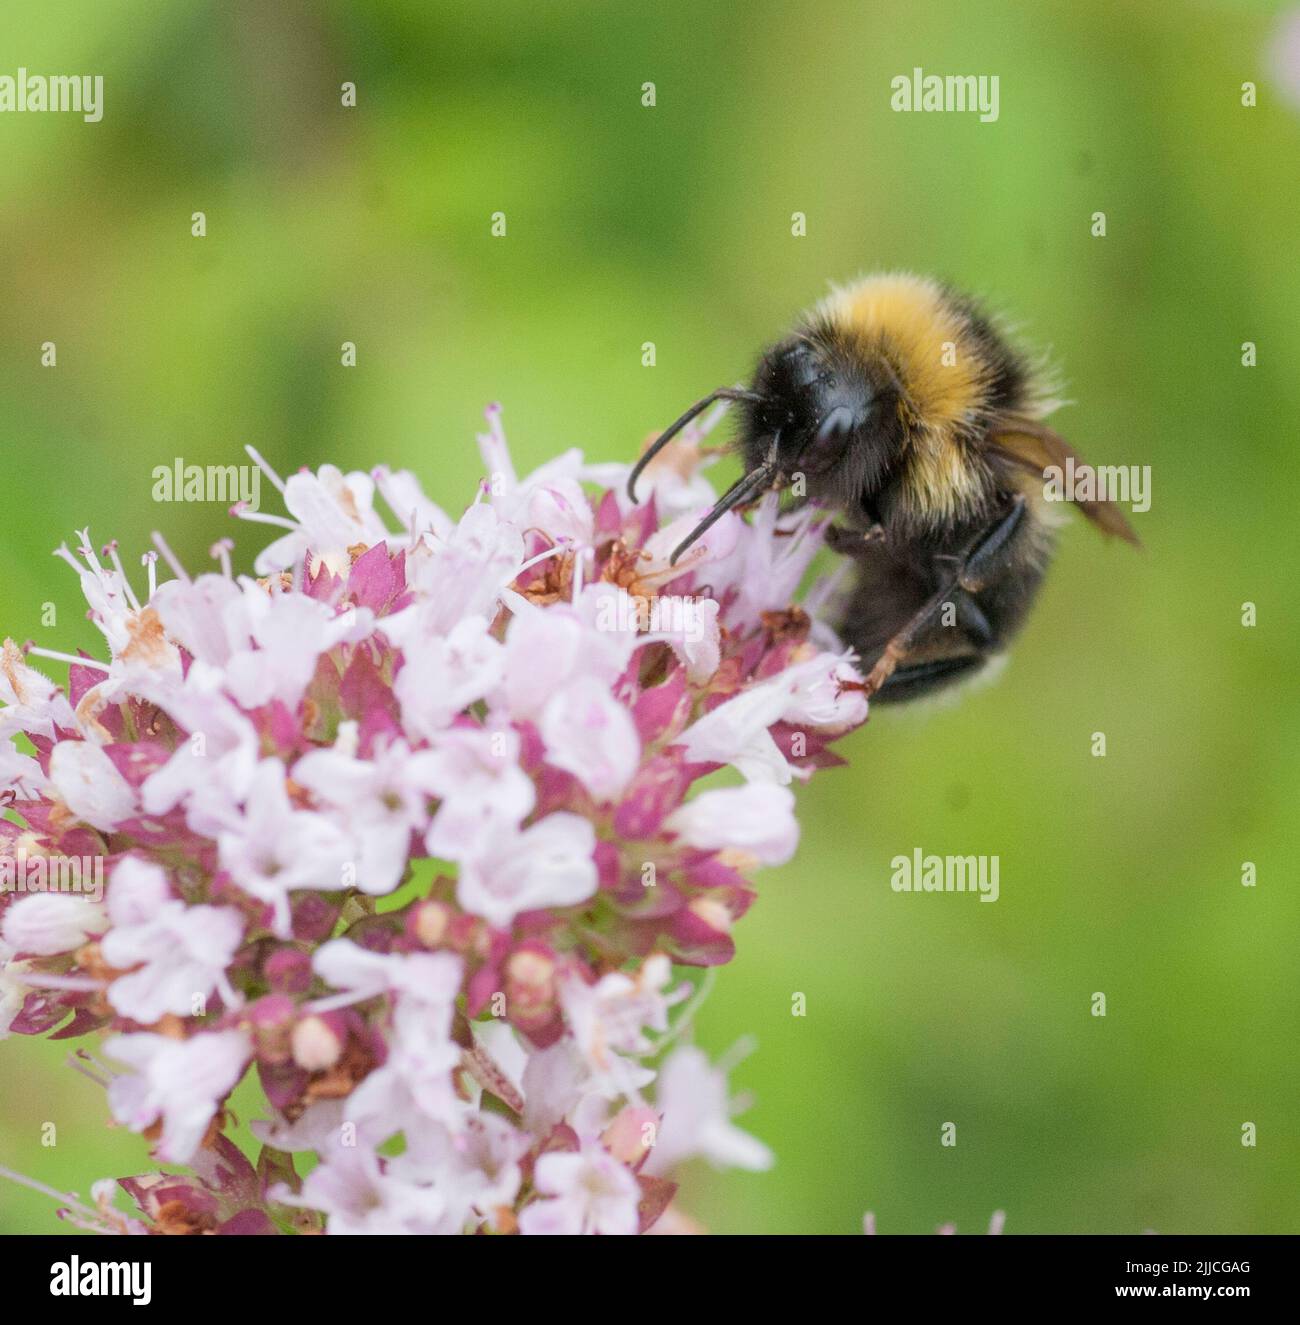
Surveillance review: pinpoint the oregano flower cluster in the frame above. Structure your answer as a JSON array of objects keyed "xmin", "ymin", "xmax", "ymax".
[{"xmin": 0, "ymin": 406, "xmax": 866, "ymax": 1234}]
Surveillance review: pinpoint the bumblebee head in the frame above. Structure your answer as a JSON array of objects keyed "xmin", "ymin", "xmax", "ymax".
[
  {"xmin": 743, "ymin": 334, "xmax": 898, "ymax": 493},
  {"xmin": 627, "ymin": 330, "xmax": 901, "ymax": 565}
]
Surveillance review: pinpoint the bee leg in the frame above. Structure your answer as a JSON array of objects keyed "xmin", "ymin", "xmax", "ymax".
[
  {"xmin": 826, "ymin": 522, "xmax": 885, "ymax": 554},
  {"xmin": 876, "ymin": 653, "xmax": 986, "ymax": 701},
  {"xmin": 860, "ymin": 496, "xmax": 1025, "ymax": 696},
  {"xmin": 953, "ymin": 592, "xmax": 994, "ymax": 646},
  {"xmin": 958, "ymin": 495, "xmax": 1027, "ymax": 593},
  {"xmin": 860, "ymin": 581, "xmax": 960, "ymax": 695}
]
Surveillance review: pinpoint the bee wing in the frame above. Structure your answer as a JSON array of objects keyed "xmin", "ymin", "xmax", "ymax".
[{"xmin": 987, "ymin": 418, "xmax": 1141, "ymax": 546}]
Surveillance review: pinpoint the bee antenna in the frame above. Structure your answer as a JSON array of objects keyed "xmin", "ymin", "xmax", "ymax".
[
  {"xmin": 627, "ymin": 386, "xmax": 765, "ymax": 503},
  {"xmin": 668, "ymin": 438, "xmax": 780, "ymax": 566}
]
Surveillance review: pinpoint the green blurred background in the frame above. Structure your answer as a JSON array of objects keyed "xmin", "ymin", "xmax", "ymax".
[{"xmin": 2, "ymin": 0, "xmax": 1297, "ymax": 1234}]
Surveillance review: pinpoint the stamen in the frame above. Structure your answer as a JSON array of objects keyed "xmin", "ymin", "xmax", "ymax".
[
  {"xmin": 571, "ymin": 546, "xmax": 587, "ymax": 601},
  {"xmin": 803, "ymin": 558, "xmax": 851, "ymax": 616},
  {"xmin": 103, "ymin": 542, "xmax": 142, "ymax": 611},
  {"xmin": 75, "ymin": 528, "xmax": 103, "ymax": 574},
  {"xmin": 504, "ymin": 538, "xmax": 572, "ymax": 588},
  {"xmin": 477, "ymin": 402, "xmax": 516, "ymax": 489},
  {"xmin": 244, "ymin": 444, "xmax": 287, "ymax": 495},
  {"xmin": 305, "ymin": 989, "xmax": 373, "ymax": 1014},
  {"xmin": 209, "ymin": 538, "xmax": 234, "ymax": 579},
  {"xmin": 52, "ymin": 543, "xmax": 84, "ymax": 574},
  {"xmin": 499, "ymin": 587, "xmax": 536, "ymax": 619},
  {"xmin": 24, "ymin": 646, "xmax": 111, "ymax": 674},
  {"xmin": 151, "ymin": 531, "xmax": 191, "ymax": 584},
  {"xmin": 0, "ymin": 1164, "xmax": 91, "ymax": 1211},
  {"xmin": 716, "ymin": 1031, "xmax": 758, "ymax": 1077},
  {"xmin": 66, "ymin": 1053, "xmax": 111, "ymax": 1089},
  {"xmin": 140, "ymin": 550, "xmax": 158, "ymax": 599},
  {"xmin": 229, "ymin": 503, "xmax": 297, "ymax": 531},
  {"xmin": 650, "ymin": 968, "xmax": 717, "ymax": 1058},
  {"xmin": 370, "ymin": 466, "xmax": 417, "ymax": 541},
  {"xmin": 16, "ymin": 973, "xmax": 106, "ymax": 992}
]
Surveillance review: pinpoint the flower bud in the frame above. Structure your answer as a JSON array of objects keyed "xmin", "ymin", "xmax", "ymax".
[
  {"xmin": 411, "ymin": 899, "xmax": 452, "ymax": 948},
  {"xmin": 505, "ymin": 943, "xmax": 560, "ymax": 1042},
  {"xmin": 292, "ymin": 1014, "xmax": 343, "ymax": 1072},
  {"xmin": 603, "ymin": 1105, "xmax": 659, "ymax": 1166},
  {"xmin": 687, "ymin": 895, "xmax": 733, "ymax": 935},
  {"xmin": 1, "ymin": 894, "xmax": 106, "ymax": 955},
  {"xmin": 246, "ymin": 994, "xmax": 296, "ymax": 1065}
]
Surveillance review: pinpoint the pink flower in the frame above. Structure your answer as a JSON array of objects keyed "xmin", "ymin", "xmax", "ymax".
[
  {"xmin": 640, "ymin": 505, "xmax": 743, "ymax": 578},
  {"xmin": 1, "ymin": 409, "xmax": 868, "ymax": 1235},
  {"xmin": 647, "ymin": 1044, "xmax": 773, "ymax": 1174},
  {"xmin": 391, "ymin": 503, "xmax": 524, "ymax": 637},
  {"xmin": 311, "ymin": 940, "xmax": 463, "ymax": 1012},
  {"xmin": 519, "ymin": 1144, "xmax": 642, "ymax": 1236},
  {"xmin": 0, "ymin": 639, "xmax": 77, "ymax": 739},
  {"xmin": 292, "ymin": 734, "xmax": 440, "ymax": 896},
  {"xmin": 275, "ymin": 1145, "xmax": 453, "ymax": 1236},
  {"xmin": 456, "ymin": 813, "xmax": 598, "ymax": 927},
  {"xmin": 47, "ymin": 740, "xmax": 139, "ymax": 832},
  {"xmin": 677, "ymin": 650, "xmax": 866, "ymax": 783},
  {"xmin": 655, "ymin": 595, "xmax": 722, "ymax": 682},
  {"xmin": 0, "ymin": 940, "xmax": 30, "ymax": 1038},
  {"xmin": 665, "ymin": 784, "xmax": 799, "ymax": 866},
  {"xmin": 250, "ymin": 1098, "xmax": 346, "ymax": 1153},
  {"xmin": 252, "ymin": 465, "xmax": 391, "ymax": 575},
  {"xmin": 150, "ymin": 572, "xmax": 249, "ymax": 667},
  {"xmin": 322, "ymin": 949, "xmax": 467, "ymax": 1141},
  {"xmin": 539, "ymin": 678, "xmax": 641, "ymax": 803},
  {"xmin": 393, "ymin": 616, "xmax": 505, "ymax": 743},
  {"xmin": 221, "ymin": 585, "xmax": 373, "ymax": 711},
  {"xmin": 560, "ymin": 953, "xmax": 685, "ymax": 1099},
  {"xmin": 137, "ymin": 663, "xmax": 261, "ymax": 832},
  {"xmin": 498, "ymin": 594, "xmax": 638, "ymax": 721},
  {"xmin": 707, "ymin": 494, "xmax": 829, "ymax": 632},
  {"xmin": 101, "ymin": 858, "xmax": 244, "ymax": 1022},
  {"xmin": 420, "ymin": 723, "xmax": 535, "ymax": 860},
  {"xmin": 371, "ymin": 464, "xmax": 455, "ymax": 544},
  {"xmin": 215, "ymin": 760, "xmax": 353, "ymax": 936},
  {"xmin": 105, "ymin": 1029, "xmax": 251, "ymax": 1162},
  {"xmin": 0, "ymin": 740, "xmax": 44, "ymax": 799},
  {"xmin": 2, "ymin": 894, "xmax": 107, "ymax": 956},
  {"xmin": 402, "ymin": 1113, "xmax": 529, "ymax": 1219}
]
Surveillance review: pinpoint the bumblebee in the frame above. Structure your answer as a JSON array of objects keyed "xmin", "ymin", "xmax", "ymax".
[{"xmin": 627, "ymin": 273, "xmax": 1138, "ymax": 702}]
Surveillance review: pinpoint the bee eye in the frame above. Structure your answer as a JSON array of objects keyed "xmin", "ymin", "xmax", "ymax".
[
  {"xmin": 800, "ymin": 405, "xmax": 855, "ymax": 464},
  {"xmin": 819, "ymin": 405, "xmax": 856, "ymax": 438},
  {"xmin": 780, "ymin": 346, "xmax": 824, "ymax": 390}
]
